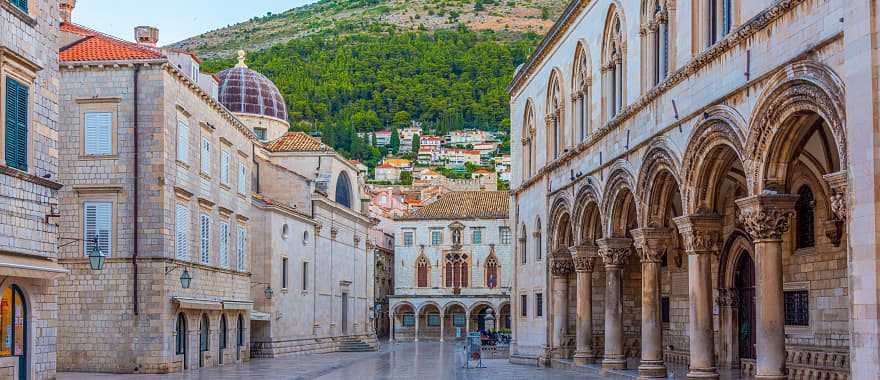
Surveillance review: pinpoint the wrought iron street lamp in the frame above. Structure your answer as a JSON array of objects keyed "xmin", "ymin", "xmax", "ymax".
[
  {"xmin": 87, "ymin": 236, "xmax": 105, "ymax": 271},
  {"xmin": 165, "ymin": 264, "xmax": 193, "ymax": 289}
]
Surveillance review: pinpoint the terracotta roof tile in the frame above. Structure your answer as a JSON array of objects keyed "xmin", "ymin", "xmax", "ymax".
[
  {"xmin": 60, "ymin": 22, "xmax": 164, "ymax": 62},
  {"xmin": 398, "ymin": 191, "xmax": 508, "ymax": 220},
  {"xmin": 265, "ymin": 132, "xmax": 333, "ymax": 153}
]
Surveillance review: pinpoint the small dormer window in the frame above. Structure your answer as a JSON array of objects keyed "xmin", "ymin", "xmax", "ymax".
[
  {"xmin": 191, "ymin": 63, "xmax": 199, "ymax": 81},
  {"xmin": 253, "ymin": 128, "xmax": 267, "ymax": 141}
]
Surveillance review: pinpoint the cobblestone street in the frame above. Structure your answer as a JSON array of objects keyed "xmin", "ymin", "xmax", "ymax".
[{"xmin": 58, "ymin": 342, "xmax": 596, "ymax": 380}]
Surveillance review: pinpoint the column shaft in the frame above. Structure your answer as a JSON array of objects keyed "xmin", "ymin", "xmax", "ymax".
[
  {"xmin": 688, "ymin": 253, "xmax": 717, "ymax": 378},
  {"xmin": 574, "ymin": 269, "xmax": 594, "ymax": 364},
  {"xmin": 639, "ymin": 260, "xmax": 665, "ymax": 377},
  {"xmin": 755, "ymin": 239, "xmax": 786, "ymax": 379},
  {"xmin": 603, "ymin": 265, "xmax": 625, "ymax": 368},
  {"xmin": 389, "ymin": 312, "xmax": 395, "ymax": 342},
  {"xmin": 414, "ymin": 312, "xmax": 420, "ymax": 342},
  {"xmin": 552, "ymin": 276, "xmax": 569, "ymax": 350},
  {"xmin": 440, "ymin": 314, "xmax": 446, "ymax": 342}
]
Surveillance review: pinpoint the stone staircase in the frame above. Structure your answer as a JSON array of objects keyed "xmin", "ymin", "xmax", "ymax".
[{"xmin": 337, "ymin": 336, "xmax": 378, "ymax": 352}]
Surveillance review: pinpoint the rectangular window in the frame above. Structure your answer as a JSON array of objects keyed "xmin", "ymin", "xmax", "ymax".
[
  {"xmin": 427, "ymin": 314, "xmax": 440, "ymax": 326},
  {"xmin": 83, "ymin": 112, "xmax": 113, "ymax": 155},
  {"xmin": 199, "ymin": 214, "xmax": 210, "ymax": 264},
  {"xmin": 282, "ymin": 257, "xmax": 289, "ymax": 289},
  {"xmin": 661, "ymin": 296, "xmax": 670, "ymax": 323},
  {"xmin": 520, "ymin": 294, "xmax": 528, "ymax": 317},
  {"xmin": 472, "ymin": 229, "xmax": 482, "ymax": 244},
  {"xmin": 499, "ymin": 227, "xmax": 511, "ymax": 245},
  {"xmin": 535, "ymin": 293, "xmax": 543, "ymax": 317},
  {"xmin": 200, "ymin": 137, "xmax": 211, "ymax": 175},
  {"xmin": 253, "ymin": 128, "xmax": 267, "ymax": 141},
  {"xmin": 784, "ymin": 290, "xmax": 809, "ymax": 326},
  {"xmin": 176, "ymin": 118, "xmax": 189, "ymax": 163},
  {"xmin": 431, "ymin": 230, "xmax": 442, "ymax": 245},
  {"xmin": 236, "ymin": 226, "xmax": 247, "ymax": 271},
  {"xmin": 237, "ymin": 162, "xmax": 248, "ymax": 194},
  {"xmin": 175, "ymin": 203, "xmax": 190, "ymax": 260},
  {"xmin": 9, "ymin": 0, "xmax": 27, "ymax": 12},
  {"xmin": 220, "ymin": 150, "xmax": 230, "ymax": 185},
  {"xmin": 452, "ymin": 314, "xmax": 466, "ymax": 327},
  {"xmin": 5, "ymin": 77, "xmax": 28, "ymax": 171},
  {"xmin": 535, "ymin": 235, "xmax": 542, "ymax": 261},
  {"xmin": 403, "ymin": 231, "xmax": 414, "ymax": 246},
  {"xmin": 302, "ymin": 261, "xmax": 309, "ymax": 290},
  {"xmin": 218, "ymin": 221, "xmax": 229, "ymax": 268},
  {"xmin": 402, "ymin": 315, "xmax": 415, "ymax": 327},
  {"xmin": 83, "ymin": 202, "xmax": 112, "ymax": 257}
]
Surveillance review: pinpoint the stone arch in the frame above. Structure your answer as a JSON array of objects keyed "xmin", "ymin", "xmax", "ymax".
[
  {"xmin": 680, "ymin": 105, "xmax": 748, "ymax": 215},
  {"xmin": 603, "ymin": 160, "xmax": 641, "ymax": 237},
  {"xmin": 572, "ymin": 40, "xmax": 595, "ymax": 142},
  {"xmin": 549, "ymin": 196, "xmax": 574, "ymax": 252},
  {"xmin": 636, "ymin": 136, "xmax": 683, "ymax": 227},
  {"xmin": 443, "ymin": 301, "xmax": 467, "ymax": 316},
  {"xmin": 392, "ymin": 301, "xmax": 416, "ymax": 315},
  {"xmin": 468, "ymin": 301, "xmax": 495, "ymax": 315},
  {"xmin": 717, "ymin": 230, "xmax": 754, "ymax": 290},
  {"xmin": 546, "ymin": 68, "xmax": 567, "ymax": 159},
  {"xmin": 746, "ymin": 60, "xmax": 846, "ymax": 193},
  {"xmin": 417, "ymin": 301, "xmax": 442, "ymax": 316},
  {"xmin": 601, "ymin": 1, "xmax": 629, "ymax": 121},
  {"xmin": 572, "ymin": 177, "xmax": 605, "ymax": 244},
  {"xmin": 522, "ymin": 98, "xmax": 537, "ymax": 180}
]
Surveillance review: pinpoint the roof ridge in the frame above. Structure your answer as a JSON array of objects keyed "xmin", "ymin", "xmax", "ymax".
[{"xmin": 60, "ymin": 22, "xmax": 166, "ymax": 61}]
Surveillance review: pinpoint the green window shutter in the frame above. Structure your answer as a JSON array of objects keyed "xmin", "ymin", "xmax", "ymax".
[
  {"xmin": 10, "ymin": 0, "xmax": 28, "ymax": 13},
  {"xmin": 5, "ymin": 77, "xmax": 28, "ymax": 171}
]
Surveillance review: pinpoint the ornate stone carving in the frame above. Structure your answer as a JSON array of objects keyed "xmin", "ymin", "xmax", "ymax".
[
  {"xmin": 823, "ymin": 219, "xmax": 843, "ymax": 248},
  {"xmin": 681, "ymin": 230, "xmax": 721, "ymax": 253},
  {"xmin": 551, "ymin": 250, "xmax": 574, "ymax": 277},
  {"xmin": 598, "ymin": 247, "xmax": 631, "ymax": 267},
  {"xmin": 573, "ymin": 255, "xmax": 596, "ymax": 272},
  {"xmin": 631, "ymin": 228, "xmax": 672, "ymax": 264},
  {"xmin": 330, "ymin": 227, "xmax": 339, "ymax": 240},
  {"xmin": 673, "ymin": 215, "xmax": 722, "ymax": 255},
  {"xmin": 717, "ymin": 288, "xmax": 739, "ymax": 307},
  {"xmin": 736, "ymin": 194, "xmax": 798, "ymax": 242}
]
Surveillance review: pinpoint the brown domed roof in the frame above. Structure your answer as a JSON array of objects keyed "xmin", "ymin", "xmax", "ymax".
[{"xmin": 217, "ymin": 54, "xmax": 287, "ymax": 122}]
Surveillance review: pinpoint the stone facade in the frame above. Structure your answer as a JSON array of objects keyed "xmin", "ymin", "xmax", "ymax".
[
  {"xmin": 509, "ymin": 0, "xmax": 863, "ymax": 378},
  {"xmin": 0, "ymin": 0, "xmax": 64, "ymax": 379}
]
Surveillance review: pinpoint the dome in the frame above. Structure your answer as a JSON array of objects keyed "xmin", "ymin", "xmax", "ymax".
[{"xmin": 217, "ymin": 51, "xmax": 288, "ymax": 122}]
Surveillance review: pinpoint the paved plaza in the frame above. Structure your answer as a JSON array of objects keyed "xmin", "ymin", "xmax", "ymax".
[{"xmin": 58, "ymin": 342, "xmax": 597, "ymax": 379}]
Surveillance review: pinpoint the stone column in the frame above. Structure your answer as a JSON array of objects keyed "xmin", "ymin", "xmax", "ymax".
[
  {"xmin": 465, "ymin": 311, "xmax": 471, "ymax": 335},
  {"xmin": 596, "ymin": 238, "xmax": 633, "ymax": 370},
  {"xmin": 389, "ymin": 312, "xmax": 395, "ymax": 343},
  {"xmin": 550, "ymin": 249, "xmax": 574, "ymax": 357},
  {"xmin": 414, "ymin": 309, "xmax": 420, "ymax": 342},
  {"xmin": 736, "ymin": 194, "xmax": 797, "ymax": 380},
  {"xmin": 440, "ymin": 313, "xmax": 445, "ymax": 342},
  {"xmin": 632, "ymin": 228, "xmax": 672, "ymax": 378},
  {"xmin": 673, "ymin": 215, "xmax": 722, "ymax": 379},
  {"xmin": 572, "ymin": 244, "xmax": 598, "ymax": 365}
]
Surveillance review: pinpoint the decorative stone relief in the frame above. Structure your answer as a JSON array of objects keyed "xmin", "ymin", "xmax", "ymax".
[
  {"xmin": 673, "ymin": 215, "xmax": 722, "ymax": 255},
  {"xmin": 550, "ymin": 250, "xmax": 574, "ymax": 277},
  {"xmin": 717, "ymin": 288, "xmax": 739, "ymax": 308},
  {"xmin": 573, "ymin": 255, "xmax": 596, "ymax": 272},
  {"xmin": 738, "ymin": 209, "xmax": 793, "ymax": 241},
  {"xmin": 330, "ymin": 227, "xmax": 339, "ymax": 240}
]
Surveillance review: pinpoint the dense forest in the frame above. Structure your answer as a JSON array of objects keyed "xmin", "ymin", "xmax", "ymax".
[{"xmin": 203, "ymin": 27, "xmax": 539, "ymax": 164}]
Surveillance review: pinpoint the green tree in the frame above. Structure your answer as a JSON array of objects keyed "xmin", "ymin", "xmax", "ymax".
[
  {"xmin": 390, "ymin": 127, "xmax": 400, "ymax": 154},
  {"xmin": 399, "ymin": 170, "xmax": 413, "ymax": 185},
  {"xmin": 411, "ymin": 133, "xmax": 421, "ymax": 152},
  {"xmin": 393, "ymin": 111, "xmax": 411, "ymax": 129}
]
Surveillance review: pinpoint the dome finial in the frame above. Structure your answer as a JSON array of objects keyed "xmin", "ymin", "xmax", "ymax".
[{"xmin": 235, "ymin": 50, "xmax": 248, "ymax": 68}]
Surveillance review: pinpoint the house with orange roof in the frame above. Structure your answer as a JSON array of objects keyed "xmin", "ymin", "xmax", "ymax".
[{"xmin": 375, "ymin": 162, "xmax": 402, "ymax": 182}]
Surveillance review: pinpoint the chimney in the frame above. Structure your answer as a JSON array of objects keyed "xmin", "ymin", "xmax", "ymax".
[
  {"xmin": 59, "ymin": 0, "xmax": 75, "ymax": 23},
  {"xmin": 134, "ymin": 26, "xmax": 159, "ymax": 47}
]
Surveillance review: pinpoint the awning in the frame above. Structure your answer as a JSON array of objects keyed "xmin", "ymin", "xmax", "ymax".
[
  {"xmin": 0, "ymin": 252, "xmax": 68, "ymax": 279},
  {"xmin": 172, "ymin": 297, "xmax": 223, "ymax": 311},
  {"xmin": 222, "ymin": 300, "xmax": 253, "ymax": 311},
  {"xmin": 250, "ymin": 310, "xmax": 270, "ymax": 321}
]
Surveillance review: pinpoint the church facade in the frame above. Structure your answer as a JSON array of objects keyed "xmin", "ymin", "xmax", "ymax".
[{"xmin": 508, "ymin": 0, "xmax": 873, "ymax": 379}]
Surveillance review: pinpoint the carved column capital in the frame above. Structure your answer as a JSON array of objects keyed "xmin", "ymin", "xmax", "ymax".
[
  {"xmin": 673, "ymin": 215, "xmax": 722, "ymax": 255},
  {"xmin": 823, "ymin": 170, "xmax": 848, "ymax": 221},
  {"xmin": 735, "ymin": 194, "xmax": 797, "ymax": 242},
  {"xmin": 596, "ymin": 238, "xmax": 633, "ymax": 268},
  {"xmin": 717, "ymin": 288, "xmax": 739, "ymax": 308},
  {"xmin": 631, "ymin": 227, "xmax": 673, "ymax": 263},
  {"xmin": 550, "ymin": 248, "xmax": 574, "ymax": 277},
  {"xmin": 571, "ymin": 244, "xmax": 598, "ymax": 272}
]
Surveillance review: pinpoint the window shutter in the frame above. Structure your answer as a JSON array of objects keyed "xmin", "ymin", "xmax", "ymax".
[
  {"xmin": 84, "ymin": 112, "xmax": 113, "ymax": 155},
  {"xmin": 5, "ymin": 78, "xmax": 28, "ymax": 171},
  {"xmin": 220, "ymin": 150, "xmax": 230, "ymax": 184},
  {"xmin": 200, "ymin": 214, "xmax": 210, "ymax": 264},
  {"xmin": 177, "ymin": 119, "xmax": 189, "ymax": 163},
  {"xmin": 238, "ymin": 162, "xmax": 247, "ymax": 194},
  {"xmin": 237, "ymin": 227, "xmax": 246, "ymax": 271},
  {"xmin": 175, "ymin": 204, "xmax": 190, "ymax": 259},
  {"xmin": 219, "ymin": 221, "xmax": 229, "ymax": 268},
  {"xmin": 201, "ymin": 137, "xmax": 211, "ymax": 174},
  {"xmin": 83, "ymin": 202, "xmax": 112, "ymax": 257}
]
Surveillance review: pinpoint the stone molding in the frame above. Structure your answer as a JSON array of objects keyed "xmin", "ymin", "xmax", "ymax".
[
  {"xmin": 596, "ymin": 238, "xmax": 633, "ymax": 268},
  {"xmin": 735, "ymin": 194, "xmax": 797, "ymax": 242},
  {"xmin": 631, "ymin": 227, "xmax": 672, "ymax": 263},
  {"xmin": 672, "ymin": 215, "xmax": 721, "ymax": 254},
  {"xmin": 717, "ymin": 288, "xmax": 739, "ymax": 308}
]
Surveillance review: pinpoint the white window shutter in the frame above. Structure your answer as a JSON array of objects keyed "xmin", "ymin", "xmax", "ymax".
[
  {"xmin": 201, "ymin": 137, "xmax": 211, "ymax": 174},
  {"xmin": 219, "ymin": 221, "xmax": 229, "ymax": 268},
  {"xmin": 237, "ymin": 226, "xmax": 246, "ymax": 271},
  {"xmin": 220, "ymin": 150, "xmax": 230, "ymax": 184},
  {"xmin": 238, "ymin": 162, "xmax": 247, "ymax": 194},
  {"xmin": 200, "ymin": 214, "xmax": 210, "ymax": 264},
  {"xmin": 83, "ymin": 202, "xmax": 112, "ymax": 256},
  {"xmin": 177, "ymin": 119, "xmax": 189, "ymax": 163},
  {"xmin": 84, "ymin": 112, "xmax": 113, "ymax": 155},
  {"xmin": 175, "ymin": 203, "xmax": 190, "ymax": 259}
]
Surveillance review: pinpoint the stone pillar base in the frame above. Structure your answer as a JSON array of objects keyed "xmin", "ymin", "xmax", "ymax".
[
  {"xmin": 573, "ymin": 351, "xmax": 595, "ymax": 365},
  {"xmin": 686, "ymin": 368, "xmax": 719, "ymax": 379},
  {"xmin": 602, "ymin": 357, "xmax": 626, "ymax": 370},
  {"xmin": 638, "ymin": 361, "xmax": 667, "ymax": 378}
]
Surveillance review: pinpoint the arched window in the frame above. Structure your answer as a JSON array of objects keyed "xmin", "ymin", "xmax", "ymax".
[
  {"xmin": 219, "ymin": 314, "xmax": 228, "ymax": 350},
  {"xmin": 236, "ymin": 314, "xmax": 244, "ymax": 348},
  {"xmin": 535, "ymin": 219, "xmax": 543, "ymax": 261},
  {"xmin": 796, "ymin": 185, "xmax": 815, "ymax": 249},
  {"xmin": 547, "ymin": 74, "xmax": 563, "ymax": 160},
  {"xmin": 522, "ymin": 102, "xmax": 536, "ymax": 180},
  {"xmin": 335, "ymin": 172, "xmax": 352, "ymax": 209},
  {"xmin": 603, "ymin": 10, "xmax": 625, "ymax": 120},
  {"xmin": 1, "ymin": 285, "xmax": 27, "ymax": 375},
  {"xmin": 707, "ymin": 0, "xmax": 732, "ymax": 47},
  {"xmin": 485, "ymin": 254, "xmax": 499, "ymax": 288},
  {"xmin": 416, "ymin": 255, "xmax": 429, "ymax": 287},
  {"xmin": 519, "ymin": 225, "xmax": 528, "ymax": 265},
  {"xmin": 175, "ymin": 313, "xmax": 187, "ymax": 355},
  {"xmin": 445, "ymin": 252, "xmax": 469, "ymax": 288},
  {"xmin": 647, "ymin": 1, "xmax": 669, "ymax": 86},
  {"xmin": 573, "ymin": 45, "xmax": 591, "ymax": 142}
]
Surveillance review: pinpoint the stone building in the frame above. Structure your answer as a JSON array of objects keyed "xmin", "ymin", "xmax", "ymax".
[
  {"xmin": 508, "ymin": 0, "xmax": 871, "ymax": 379},
  {"xmin": 369, "ymin": 227, "xmax": 394, "ymax": 340},
  {"xmin": 0, "ymin": 0, "xmax": 65, "ymax": 379},
  {"xmin": 389, "ymin": 191, "xmax": 512, "ymax": 341},
  {"xmin": 54, "ymin": 4, "xmax": 375, "ymax": 373}
]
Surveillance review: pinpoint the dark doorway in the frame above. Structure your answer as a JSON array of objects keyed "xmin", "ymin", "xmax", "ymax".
[
  {"xmin": 341, "ymin": 293, "xmax": 349, "ymax": 334},
  {"xmin": 176, "ymin": 313, "xmax": 188, "ymax": 369},
  {"xmin": 1, "ymin": 286, "xmax": 28, "ymax": 380},
  {"xmin": 236, "ymin": 314, "xmax": 244, "ymax": 361},
  {"xmin": 199, "ymin": 314, "xmax": 209, "ymax": 367},
  {"xmin": 735, "ymin": 252, "xmax": 756, "ymax": 360},
  {"xmin": 219, "ymin": 314, "xmax": 227, "ymax": 365}
]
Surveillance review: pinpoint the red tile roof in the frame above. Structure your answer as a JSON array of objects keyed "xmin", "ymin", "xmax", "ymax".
[
  {"xmin": 397, "ymin": 191, "xmax": 509, "ymax": 220},
  {"xmin": 265, "ymin": 132, "xmax": 333, "ymax": 153},
  {"xmin": 60, "ymin": 22, "xmax": 164, "ymax": 62}
]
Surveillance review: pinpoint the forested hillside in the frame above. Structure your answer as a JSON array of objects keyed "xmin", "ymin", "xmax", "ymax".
[{"xmin": 203, "ymin": 27, "xmax": 541, "ymax": 164}]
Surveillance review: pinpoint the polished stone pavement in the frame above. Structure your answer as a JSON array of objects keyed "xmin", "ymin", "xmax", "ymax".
[{"xmin": 58, "ymin": 341, "xmax": 600, "ymax": 379}]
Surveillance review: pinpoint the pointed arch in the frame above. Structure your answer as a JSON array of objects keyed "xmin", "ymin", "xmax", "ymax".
[
  {"xmin": 415, "ymin": 253, "xmax": 430, "ymax": 288},
  {"xmin": 601, "ymin": 2, "xmax": 628, "ymax": 121},
  {"xmin": 522, "ymin": 98, "xmax": 537, "ymax": 180},
  {"xmin": 636, "ymin": 137, "xmax": 683, "ymax": 227},
  {"xmin": 603, "ymin": 161, "xmax": 640, "ymax": 237},
  {"xmin": 641, "ymin": 0, "xmax": 670, "ymax": 90},
  {"xmin": 745, "ymin": 60, "xmax": 846, "ymax": 193},
  {"xmin": 335, "ymin": 171, "xmax": 352, "ymax": 208},
  {"xmin": 485, "ymin": 251, "xmax": 499, "ymax": 288},
  {"xmin": 572, "ymin": 177, "xmax": 604, "ymax": 244},
  {"xmin": 549, "ymin": 196, "xmax": 574, "ymax": 252},
  {"xmin": 546, "ymin": 69, "xmax": 566, "ymax": 160},
  {"xmin": 572, "ymin": 41, "xmax": 594, "ymax": 143}
]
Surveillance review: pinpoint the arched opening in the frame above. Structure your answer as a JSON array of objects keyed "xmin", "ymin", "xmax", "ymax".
[
  {"xmin": 522, "ymin": 101, "xmax": 536, "ymax": 180},
  {"xmin": 236, "ymin": 314, "xmax": 244, "ymax": 361},
  {"xmin": 444, "ymin": 303, "xmax": 468, "ymax": 340},
  {"xmin": 642, "ymin": 0, "xmax": 669, "ymax": 88},
  {"xmin": 176, "ymin": 313, "xmax": 188, "ymax": 369},
  {"xmin": 219, "ymin": 314, "xmax": 227, "ymax": 365},
  {"xmin": 499, "ymin": 303, "xmax": 511, "ymax": 331},
  {"xmin": 535, "ymin": 218, "xmax": 543, "ymax": 261},
  {"xmin": 706, "ymin": 0, "xmax": 732, "ymax": 47},
  {"xmin": 485, "ymin": 254, "xmax": 499, "ymax": 288},
  {"xmin": 199, "ymin": 314, "xmax": 210, "ymax": 367},
  {"xmin": 519, "ymin": 225, "xmax": 528, "ymax": 265},
  {"xmin": 418, "ymin": 304, "xmax": 441, "ymax": 341},
  {"xmin": 795, "ymin": 185, "xmax": 816, "ymax": 249},
  {"xmin": 547, "ymin": 72, "xmax": 564, "ymax": 159},
  {"xmin": 444, "ymin": 252, "xmax": 469, "ymax": 288},
  {"xmin": 734, "ymin": 252, "xmax": 756, "ymax": 361},
  {"xmin": 1, "ymin": 285, "xmax": 27, "ymax": 380},
  {"xmin": 393, "ymin": 304, "xmax": 416, "ymax": 341},
  {"xmin": 335, "ymin": 172, "xmax": 352, "ymax": 208},
  {"xmin": 416, "ymin": 254, "xmax": 430, "ymax": 288},
  {"xmin": 572, "ymin": 44, "xmax": 592, "ymax": 141},
  {"xmin": 602, "ymin": 6, "xmax": 625, "ymax": 120},
  {"xmin": 469, "ymin": 304, "xmax": 496, "ymax": 333}
]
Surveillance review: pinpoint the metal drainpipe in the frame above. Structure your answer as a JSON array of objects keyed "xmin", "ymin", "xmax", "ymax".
[{"xmin": 132, "ymin": 64, "xmax": 141, "ymax": 315}]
